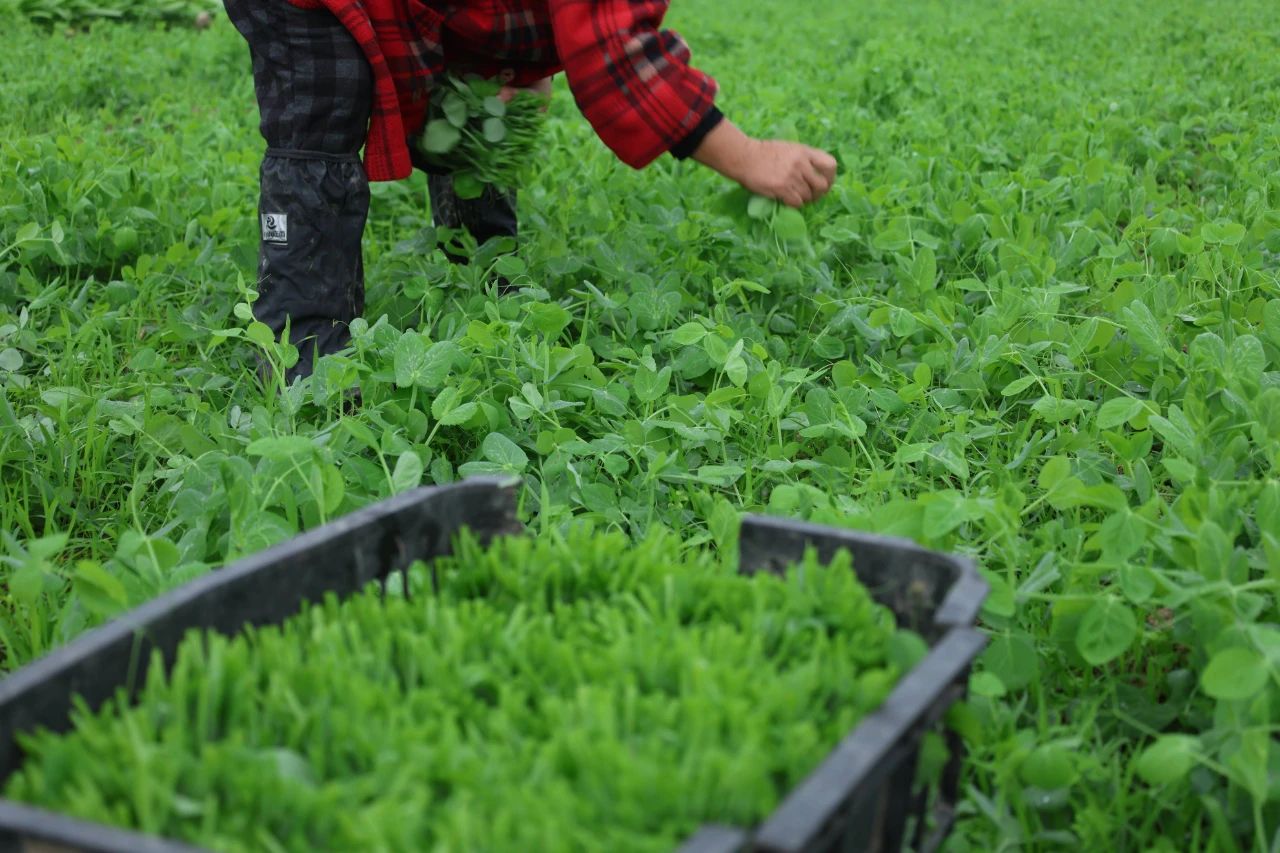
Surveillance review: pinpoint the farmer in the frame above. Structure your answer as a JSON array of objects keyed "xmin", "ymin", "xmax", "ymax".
[{"xmin": 224, "ymin": 0, "xmax": 838, "ymax": 383}]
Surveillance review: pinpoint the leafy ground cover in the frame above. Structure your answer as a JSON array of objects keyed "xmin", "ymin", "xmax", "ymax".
[
  {"xmin": 1, "ymin": 0, "xmax": 1278, "ymax": 849},
  {"xmin": 7, "ymin": 530, "xmax": 909, "ymax": 851}
]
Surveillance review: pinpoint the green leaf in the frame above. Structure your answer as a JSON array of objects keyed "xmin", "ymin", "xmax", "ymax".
[
  {"xmin": 831, "ymin": 361, "xmax": 859, "ymax": 389},
  {"xmin": 1265, "ymin": 299, "xmax": 1280, "ymax": 347},
  {"xmin": 725, "ymin": 356, "xmax": 749, "ymax": 387},
  {"xmin": 703, "ymin": 334, "xmax": 731, "ymax": 366},
  {"xmin": 74, "ymin": 560, "xmax": 128, "ymax": 616},
  {"xmin": 422, "ymin": 119, "xmax": 462, "ymax": 154},
  {"xmin": 524, "ymin": 303, "xmax": 572, "ymax": 338},
  {"xmin": 772, "ymin": 208, "xmax": 808, "ymax": 243},
  {"xmin": 1134, "ymin": 735, "xmax": 1199, "ymax": 785},
  {"xmin": 483, "ymin": 96, "xmax": 507, "ymax": 117},
  {"xmin": 1229, "ymin": 334, "xmax": 1266, "ymax": 381},
  {"xmin": 634, "ymin": 365, "xmax": 672, "ymax": 404},
  {"xmin": 394, "ymin": 335, "xmax": 455, "ymax": 390},
  {"xmin": 393, "ymin": 332, "xmax": 428, "ymax": 389},
  {"xmin": 134, "ymin": 537, "xmax": 181, "ymax": 575},
  {"xmin": 112, "ymin": 226, "xmax": 138, "ymax": 256},
  {"xmin": 1188, "ymin": 332, "xmax": 1227, "ymax": 371},
  {"xmin": 483, "ymin": 117, "xmax": 507, "ymax": 144},
  {"xmin": 1001, "ymin": 375, "xmax": 1038, "ymax": 397},
  {"xmin": 1037, "ymin": 456, "xmax": 1072, "ymax": 492},
  {"xmin": 911, "ymin": 246, "xmax": 937, "ymax": 290},
  {"xmin": 1118, "ymin": 562, "xmax": 1157, "ymax": 604},
  {"xmin": 481, "ymin": 433, "xmax": 528, "ymax": 470},
  {"xmin": 1097, "ymin": 396, "xmax": 1144, "ymax": 430},
  {"xmin": 1020, "ymin": 743, "xmax": 1077, "ymax": 790},
  {"xmin": 922, "ymin": 492, "xmax": 978, "ymax": 538},
  {"xmin": 887, "ymin": 630, "xmax": 928, "ymax": 671},
  {"xmin": 1201, "ymin": 647, "xmax": 1270, "ymax": 701},
  {"xmin": 1226, "ymin": 729, "xmax": 1270, "ymax": 802},
  {"xmin": 268, "ymin": 748, "xmax": 317, "ymax": 787},
  {"xmin": 442, "ymin": 93, "xmax": 469, "ymax": 128},
  {"xmin": 981, "ymin": 634, "xmax": 1039, "ymax": 691},
  {"xmin": 693, "ymin": 464, "xmax": 745, "ymax": 487},
  {"xmin": 494, "ymin": 255, "xmax": 527, "ymax": 278},
  {"xmin": 970, "ymin": 671, "xmax": 1007, "ymax": 698},
  {"xmin": 440, "ymin": 401, "xmax": 479, "ymax": 426},
  {"xmin": 453, "ymin": 173, "xmax": 485, "ymax": 199},
  {"xmin": 1194, "ymin": 520, "xmax": 1231, "ymax": 581},
  {"xmin": 1075, "ymin": 597, "xmax": 1137, "ymax": 665},
  {"xmin": 1150, "ymin": 410, "xmax": 1198, "ymax": 463},
  {"xmin": 747, "ymin": 195, "xmax": 776, "ymax": 220},
  {"xmin": 14, "ymin": 222, "xmax": 39, "ymax": 243},
  {"xmin": 8, "ymin": 564, "xmax": 45, "ymax": 606},
  {"xmin": 1032, "ymin": 396, "xmax": 1091, "ymax": 423},
  {"xmin": 1120, "ymin": 300, "xmax": 1166, "ymax": 358},
  {"xmin": 391, "ymin": 451, "xmax": 424, "ymax": 494},
  {"xmin": 246, "ymin": 321, "xmax": 276, "ymax": 347},
  {"xmin": 672, "ymin": 323, "xmax": 707, "ymax": 346},
  {"xmin": 246, "ymin": 436, "xmax": 315, "ymax": 460},
  {"xmin": 1162, "ymin": 457, "xmax": 1197, "ymax": 483},
  {"xmin": 1097, "ymin": 509, "xmax": 1146, "ymax": 562},
  {"xmin": 341, "ymin": 418, "xmax": 379, "ymax": 451},
  {"xmin": 1201, "ymin": 219, "xmax": 1246, "ymax": 246}
]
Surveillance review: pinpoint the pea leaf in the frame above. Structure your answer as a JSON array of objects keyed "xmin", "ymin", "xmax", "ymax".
[
  {"xmin": 772, "ymin": 208, "xmax": 809, "ymax": 243},
  {"xmin": 483, "ymin": 95, "xmax": 507, "ymax": 117},
  {"xmin": 1134, "ymin": 735, "xmax": 1199, "ymax": 785},
  {"xmin": 1120, "ymin": 300, "xmax": 1166, "ymax": 358},
  {"xmin": 1001, "ymin": 375, "xmax": 1038, "ymax": 397},
  {"xmin": 247, "ymin": 436, "xmax": 315, "ymax": 460},
  {"xmin": 1201, "ymin": 219, "xmax": 1246, "ymax": 245},
  {"xmin": 1097, "ymin": 509, "xmax": 1146, "ymax": 562},
  {"xmin": 672, "ymin": 323, "xmax": 706, "ymax": 346},
  {"xmin": 440, "ymin": 401, "xmax": 479, "ymax": 426},
  {"xmin": 74, "ymin": 560, "xmax": 128, "ymax": 617},
  {"xmin": 1020, "ymin": 743, "xmax": 1077, "ymax": 789},
  {"xmin": 422, "ymin": 119, "xmax": 462, "ymax": 154},
  {"xmin": 391, "ymin": 451, "xmax": 424, "ymax": 494},
  {"xmin": 483, "ymin": 117, "xmax": 507, "ymax": 144},
  {"xmin": 1201, "ymin": 647, "xmax": 1270, "ymax": 701},
  {"xmin": 634, "ymin": 365, "xmax": 672, "ymax": 404},
  {"xmin": 442, "ymin": 93, "xmax": 469, "ymax": 128},
  {"xmin": 981, "ymin": 634, "xmax": 1039, "ymax": 691},
  {"xmin": 1075, "ymin": 597, "xmax": 1137, "ymax": 666},
  {"xmin": 1097, "ymin": 396, "xmax": 1144, "ymax": 430},
  {"xmin": 481, "ymin": 432, "xmax": 528, "ymax": 471}
]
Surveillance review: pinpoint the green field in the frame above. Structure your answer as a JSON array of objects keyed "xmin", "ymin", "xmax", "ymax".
[{"xmin": 1, "ymin": 0, "xmax": 1279, "ymax": 849}]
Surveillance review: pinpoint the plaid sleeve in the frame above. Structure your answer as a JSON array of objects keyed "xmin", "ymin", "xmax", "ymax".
[{"xmin": 549, "ymin": 0, "xmax": 719, "ymax": 169}]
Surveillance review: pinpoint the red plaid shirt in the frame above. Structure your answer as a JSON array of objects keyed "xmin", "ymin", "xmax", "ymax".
[{"xmin": 285, "ymin": 0, "xmax": 720, "ymax": 181}]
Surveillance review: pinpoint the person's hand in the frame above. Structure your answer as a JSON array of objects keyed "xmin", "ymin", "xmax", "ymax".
[
  {"xmin": 735, "ymin": 139, "xmax": 837, "ymax": 208},
  {"xmin": 498, "ymin": 76, "xmax": 553, "ymax": 111},
  {"xmin": 691, "ymin": 120, "xmax": 837, "ymax": 209}
]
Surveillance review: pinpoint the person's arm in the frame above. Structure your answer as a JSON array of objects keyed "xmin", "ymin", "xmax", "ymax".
[
  {"xmin": 548, "ymin": 1, "xmax": 835, "ymax": 207},
  {"xmin": 548, "ymin": 1, "xmax": 721, "ymax": 168}
]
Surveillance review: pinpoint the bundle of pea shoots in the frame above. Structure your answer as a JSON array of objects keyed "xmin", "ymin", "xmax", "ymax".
[{"xmin": 417, "ymin": 74, "xmax": 548, "ymax": 199}]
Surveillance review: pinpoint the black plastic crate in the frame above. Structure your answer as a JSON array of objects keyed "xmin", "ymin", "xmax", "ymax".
[{"xmin": 0, "ymin": 477, "xmax": 987, "ymax": 853}]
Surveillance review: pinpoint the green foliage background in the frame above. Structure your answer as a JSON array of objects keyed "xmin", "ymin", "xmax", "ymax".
[{"xmin": 1, "ymin": 0, "xmax": 1279, "ymax": 848}]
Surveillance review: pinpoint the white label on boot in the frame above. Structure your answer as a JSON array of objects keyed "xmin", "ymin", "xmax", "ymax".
[{"xmin": 261, "ymin": 213, "xmax": 288, "ymax": 244}]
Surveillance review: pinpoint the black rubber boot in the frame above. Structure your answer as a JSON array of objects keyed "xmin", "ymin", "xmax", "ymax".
[
  {"xmin": 256, "ymin": 154, "xmax": 368, "ymax": 380},
  {"xmin": 225, "ymin": 0, "xmax": 373, "ymax": 383}
]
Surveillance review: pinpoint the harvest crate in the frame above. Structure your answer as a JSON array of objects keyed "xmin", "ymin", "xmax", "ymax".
[{"xmin": 0, "ymin": 478, "xmax": 987, "ymax": 853}]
